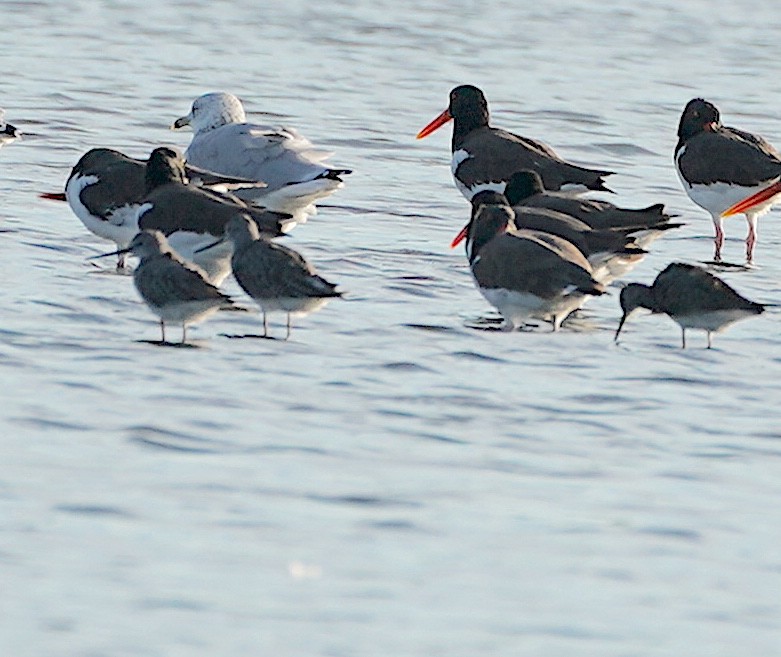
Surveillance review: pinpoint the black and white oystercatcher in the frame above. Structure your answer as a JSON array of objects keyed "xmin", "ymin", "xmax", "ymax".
[
  {"xmin": 416, "ymin": 85, "xmax": 613, "ymax": 199},
  {"xmin": 615, "ymin": 262, "xmax": 765, "ymax": 348},
  {"xmin": 40, "ymin": 147, "xmax": 271, "ymax": 269},
  {"xmin": 469, "ymin": 190, "xmax": 646, "ymax": 285},
  {"xmin": 453, "ymin": 202, "xmax": 605, "ymax": 331},
  {"xmin": 675, "ymin": 98, "xmax": 781, "ymax": 263},
  {"xmin": 504, "ymin": 169, "xmax": 680, "ymax": 241},
  {"xmin": 173, "ymin": 92, "xmax": 351, "ymax": 224},
  {"xmin": 136, "ymin": 147, "xmax": 290, "ymax": 285}
]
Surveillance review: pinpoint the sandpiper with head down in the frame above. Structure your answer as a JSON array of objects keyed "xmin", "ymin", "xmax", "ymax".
[{"xmin": 615, "ymin": 262, "xmax": 765, "ymax": 348}]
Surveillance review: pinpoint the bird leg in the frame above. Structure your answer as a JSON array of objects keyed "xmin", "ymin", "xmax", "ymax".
[
  {"xmin": 745, "ymin": 213, "xmax": 758, "ymax": 263},
  {"xmin": 262, "ymin": 312, "xmax": 269, "ymax": 338},
  {"xmin": 181, "ymin": 323, "xmax": 187, "ymax": 344},
  {"xmin": 285, "ymin": 313, "xmax": 292, "ymax": 341},
  {"xmin": 160, "ymin": 319, "xmax": 166, "ymax": 343},
  {"xmin": 706, "ymin": 331, "xmax": 713, "ymax": 349},
  {"xmin": 681, "ymin": 327, "xmax": 687, "ymax": 349},
  {"xmin": 711, "ymin": 214, "xmax": 725, "ymax": 262}
]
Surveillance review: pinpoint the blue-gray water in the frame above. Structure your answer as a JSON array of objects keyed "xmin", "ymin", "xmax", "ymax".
[{"xmin": 2, "ymin": 1, "xmax": 781, "ymax": 655}]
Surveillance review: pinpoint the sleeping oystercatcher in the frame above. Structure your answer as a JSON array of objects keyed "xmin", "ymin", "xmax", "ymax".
[
  {"xmin": 675, "ymin": 98, "xmax": 781, "ymax": 263},
  {"xmin": 416, "ymin": 85, "xmax": 613, "ymax": 200},
  {"xmin": 40, "ymin": 147, "xmax": 273, "ymax": 270}
]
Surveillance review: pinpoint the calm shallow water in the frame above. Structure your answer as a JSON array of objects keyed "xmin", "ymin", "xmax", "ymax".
[{"xmin": 2, "ymin": 1, "xmax": 781, "ymax": 655}]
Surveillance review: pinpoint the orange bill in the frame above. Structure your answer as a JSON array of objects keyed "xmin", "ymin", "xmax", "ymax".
[
  {"xmin": 450, "ymin": 224, "xmax": 469, "ymax": 248},
  {"xmin": 721, "ymin": 180, "xmax": 781, "ymax": 217},
  {"xmin": 39, "ymin": 191, "xmax": 67, "ymax": 201},
  {"xmin": 416, "ymin": 109, "xmax": 452, "ymax": 139}
]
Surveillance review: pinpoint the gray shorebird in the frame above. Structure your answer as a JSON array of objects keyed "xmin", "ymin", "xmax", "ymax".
[
  {"xmin": 452, "ymin": 202, "xmax": 605, "ymax": 331},
  {"xmin": 0, "ymin": 109, "xmax": 20, "ymax": 148},
  {"xmin": 95, "ymin": 231, "xmax": 233, "ymax": 344},
  {"xmin": 675, "ymin": 98, "xmax": 781, "ymax": 263},
  {"xmin": 416, "ymin": 85, "xmax": 612, "ymax": 199},
  {"xmin": 172, "ymin": 92, "xmax": 351, "ymax": 223},
  {"xmin": 40, "ymin": 147, "xmax": 274, "ymax": 270},
  {"xmin": 198, "ymin": 214, "xmax": 341, "ymax": 339},
  {"xmin": 615, "ymin": 262, "xmax": 765, "ymax": 348}
]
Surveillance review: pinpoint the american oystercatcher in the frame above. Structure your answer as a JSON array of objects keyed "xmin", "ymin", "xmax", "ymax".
[
  {"xmin": 469, "ymin": 190, "xmax": 646, "ymax": 285},
  {"xmin": 172, "ymin": 92, "xmax": 351, "ymax": 223},
  {"xmin": 675, "ymin": 98, "xmax": 781, "ymax": 263},
  {"xmin": 196, "ymin": 214, "xmax": 342, "ymax": 340},
  {"xmin": 416, "ymin": 85, "xmax": 613, "ymax": 200},
  {"xmin": 503, "ymin": 169, "xmax": 680, "ymax": 240},
  {"xmin": 615, "ymin": 262, "xmax": 765, "ymax": 348},
  {"xmin": 453, "ymin": 201, "xmax": 605, "ymax": 331},
  {"xmin": 40, "ymin": 147, "xmax": 271, "ymax": 269}
]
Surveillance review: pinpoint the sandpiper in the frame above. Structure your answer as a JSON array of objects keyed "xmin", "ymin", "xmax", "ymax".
[
  {"xmin": 675, "ymin": 98, "xmax": 781, "ymax": 263},
  {"xmin": 615, "ymin": 262, "xmax": 765, "ymax": 348},
  {"xmin": 454, "ymin": 202, "xmax": 605, "ymax": 331},
  {"xmin": 198, "ymin": 214, "xmax": 342, "ymax": 339},
  {"xmin": 94, "ymin": 230, "xmax": 233, "ymax": 344},
  {"xmin": 173, "ymin": 92, "xmax": 351, "ymax": 223},
  {"xmin": 416, "ymin": 85, "xmax": 612, "ymax": 200}
]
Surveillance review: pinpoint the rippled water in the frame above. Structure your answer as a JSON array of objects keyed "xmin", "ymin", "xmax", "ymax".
[{"xmin": 2, "ymin": 1, "xmax": 781, "ymax": 655}]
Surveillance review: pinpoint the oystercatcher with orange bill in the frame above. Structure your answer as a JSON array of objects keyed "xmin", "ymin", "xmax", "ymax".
[
  {"xmin": 453, "ymin": 202, "xmax": 605, "ymax": 331},
  {"xmin": 416, "ymin": 85, "xmax": 613, "ymax": 200},
  {"xmin": 675, "ymin": 98, "xmax": 781, "ymax": 263}
]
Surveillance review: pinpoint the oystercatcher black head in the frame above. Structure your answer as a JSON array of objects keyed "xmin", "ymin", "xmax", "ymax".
[
  {"xmin": 677, "ymin": 98, "xmax": 720, "ymax": 145},
  {"xmin": 504, "ymin": 170, "xmax": 546, "ymax": 205},
  {"xmin": 145, "ymin": 147, "xmax": 187, "ymax": 193}
]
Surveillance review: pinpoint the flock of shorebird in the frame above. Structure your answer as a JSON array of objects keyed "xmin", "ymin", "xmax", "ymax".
[{"xmin": 2, "ymin": 86, "xmax": 780, "ymax": 347}]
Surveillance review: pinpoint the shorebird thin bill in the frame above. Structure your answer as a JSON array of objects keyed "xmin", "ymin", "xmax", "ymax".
[
  {"xmin": 450, "ymin": 224, "xmax": 469, "ymax": 248},
  {"xmin": 416, "ymin": 109, "xmax": 452, "ymax": 139},
  {"xmin": 721, "ymin": 180, "xmax": 781, "ymax": 217},
  {"xmin": 39, "ymin": 191, "xmax": 67, "ymax": 201},
  {"xmin": 193, "ymin": 237, "xmax": 225, "ymax": 254},
  {"xmin": 614, "ymin": 313, "xmax": 629, "ymax": 342},
  {"xmin": 88, "ymin": 246, "xmax": 131, "ymax": 260}
]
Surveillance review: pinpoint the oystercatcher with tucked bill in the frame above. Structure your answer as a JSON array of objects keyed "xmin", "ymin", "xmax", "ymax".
[
  {"xmin": 416, "ymin": 85, "xmax": 613, "ymax": 200},
  {"xmin": 675, "ymin": 98, "xmax": 781, "ymax": 263}
]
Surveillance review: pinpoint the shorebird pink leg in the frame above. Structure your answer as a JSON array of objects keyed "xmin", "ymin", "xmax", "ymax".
[
  {"xmin": 745, "ymin": 213, "xmax": 758, "ymax": 263},
  {"xmin": 712, "ymin": 215, "xmax": 724, "ymax": 262}
]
